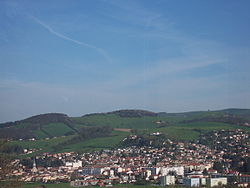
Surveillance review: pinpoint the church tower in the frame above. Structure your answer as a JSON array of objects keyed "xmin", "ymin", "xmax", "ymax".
[{"xmin": 31, "ymin": 158, "xmax": 38, "ymax": 173}]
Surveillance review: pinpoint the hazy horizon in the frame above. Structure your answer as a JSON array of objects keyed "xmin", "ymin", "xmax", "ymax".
[{"xmin": 1, "ymin": 0, "xmax": 250, "ymax": 123}]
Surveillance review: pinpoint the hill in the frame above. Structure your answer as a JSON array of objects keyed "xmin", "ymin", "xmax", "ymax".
[
  {"xmin": 82, "ymin": 109, "xmax": 157, "ymax": 118},
  {"xmin": 1, "ymin": 108, "xmax": 250, "ymax": 140},
  {"xmin": 1, "ymin": 108, "xmax": 250, "ymax": 156},
  {"xmin": 0, "ymin": 113, "xmax": 77, "ymax": 139},
  {"xmin": 108, "ymin": 109, "xmax": 157, "ymax": 117}
]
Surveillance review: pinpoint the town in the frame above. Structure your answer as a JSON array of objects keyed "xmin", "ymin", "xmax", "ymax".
[
  {"xmin": 1, "ymin": 0, "xmax": 250, "ymax": 187},
  {"xmin": 9, "ymin": 129, "xmax": 250, "ymax": 187}
]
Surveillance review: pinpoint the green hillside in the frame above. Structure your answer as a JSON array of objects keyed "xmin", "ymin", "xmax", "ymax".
[
  {"xmin": 10, "ymin": 131, "xmax": 129, "ymax": 157},
  {"xmin": 73, "ymin": 114, "xmax": 166, "ymax": 129},
  {"xmin": 1, "ymin": 109, "xmax": 250, "ymax": 140},
  {"xmin": 0, "ymin": 113, "xmax": 77, "ymax": 139},
  {"xmin": 148, "ymin": 121, "xmax": 250, "ymax": 141},
  {"xmin": 74, "ymin": 108, "xmax": 250, "ymax": 129},
  {"xmin": 42, "ymin": 123, "xmax": 74, "ymax": 137},
  {"xmin": 1, "ymin": 108, "xmax": 250, "ymax": 156}
]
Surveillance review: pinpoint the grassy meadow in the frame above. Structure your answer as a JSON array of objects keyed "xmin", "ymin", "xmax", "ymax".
[{"xmin": 3, "ymin": 109, "xmax": 250, "ymax": 156}]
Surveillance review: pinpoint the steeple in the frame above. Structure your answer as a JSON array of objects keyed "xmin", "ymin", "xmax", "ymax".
[
  {"xmin": 33, "ymin": 158, "xmax": 36, "ymax": 168},
  {"xmin": 31, "ymin": 158, "xmax": 38, "ymax": 173}
]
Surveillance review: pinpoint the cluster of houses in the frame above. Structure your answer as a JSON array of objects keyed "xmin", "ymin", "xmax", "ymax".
[
  {"xmin": 10, "ymin": 129, "xmax": 250, "ymax": 187},
  {"xmin": 69, "ymin": 162, "xmax": 250, "ymax": 187},
  {"xmin": 200, "ymin": 129, "xmax": 249, "ymax": 157}
]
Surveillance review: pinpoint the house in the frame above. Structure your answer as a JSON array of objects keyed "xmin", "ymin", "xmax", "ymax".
[
  {"xmin": 207, "ymin": 177, "xmax": 227, "ymax": 187},
  {"xmin": 183, "ymin": 177, "xmax": 200, "ymax": 187},
  {"xmin": 160, "ymin": 166, "xmax": 184, "ymax": 176},
  {"xmin": 161, "ymin": 175, "xmax": 175, "ymax": 186},
  {"xmin": 82, "ymin": 167, "xmax": 102, "ymax": 176}
]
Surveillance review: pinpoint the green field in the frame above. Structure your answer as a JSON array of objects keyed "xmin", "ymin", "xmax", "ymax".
[
  {"xmin": 10, "ymin": 131, "xmax": 130, "ymax": 157},
  {"xmin": 174, "ymin": 121, "xmax": 250, "ymax": 131},
  {"xmin": 8, "ymin": 119, "xmax": 250, "ymax": 157},
  {"xmin": 9, "ymin": 120, "xmax": 250, "ymax": 156},
  {"xmin": 73, "ymin": 114, "xmax": 170, "ymax": 129},
  {"xmin": 20, "ymin": 182, "xmax": 170, "ymax": 188},
  {"xmin": 42, "ymin": 123, "xmax": 74, "ymax": 137},
  {"xmin": 72, "ymin": 110, "xmax": 250, "ymax": 131},
  {"xmin": 57, "ymin": 131, "xmax": 130, "ymax": 153},
  {"xmin": 1, "ymin": 181, "xmax": 184, "ymax": 188},
  {"xmin": 10, "ymin": 136, "xmax": 73, "ymax": 157},
  {"xmin": 2, "ymin": 109, "xmax": 250, "ymax": 156},
  {"xmin": 27, "ymin": 123, "xmax": 76, "ymax": 139},
  {"xmin": 20, "ymin": 182, "xmax": 71, "ymax": 188},
  {"xmin": 33, "ymin": 130, "xmax": 48, "ymax": 139},
  {"xmin": 13, "ymin": 123, "xmax": 32, "ymax": 129},
  {"xmin": 147, "ymin": 121, "xmax": 250, "ymax": 141}
]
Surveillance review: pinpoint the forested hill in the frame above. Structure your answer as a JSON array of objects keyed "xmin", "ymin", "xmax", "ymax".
[
  {"xmin": 82, "ymin": 109, "xmax": 157, "ymax": 118},
  {"xmin": 0, "ymin": 113, "xmax": 72, "ymax": 128},
  {"xmin": 0, "ymin": 113, "xmax": 76, "ymax": 139}
]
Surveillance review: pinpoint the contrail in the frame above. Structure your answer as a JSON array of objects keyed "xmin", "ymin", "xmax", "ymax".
[{"xmin": 30, "ymin": 16, "xmax": 111, "ymax": 62}]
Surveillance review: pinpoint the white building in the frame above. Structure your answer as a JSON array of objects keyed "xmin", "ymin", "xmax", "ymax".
[
  {"xmin": 142, "ymin": 167, "xmax": 161, "ymax": 175},
  {"xmin": 161, "ymin": 175, "xmax": 175, "ymax": 186},
  {"xmin": 183, "ymin": 177, "xmax": 200, "ymax": 187},
  {"xmin": 65, "ymin": 160, "xmax": 82, "ymax": 168},
  {"xmin": 161, "ymin": 166, "xmax": 184, "ymax": 176},
  {"xmin": 73, "ymin": 161, "xmax": 82, "ymax": 168},
  {"xmin": 207, "ymin": 177, "xmax": 227, "ymax": 187},
  {"xmin": 200, "ymin": 178, "xmax": 206, "ymax": 186}
]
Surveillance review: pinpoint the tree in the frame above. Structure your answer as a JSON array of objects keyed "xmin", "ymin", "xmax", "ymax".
[
  {"xmin": 203, "ymin": 168, "xmax": 208, "ymax": 175},
  {"xmin": 0, "ymin": 140, "xmax": 20, "ymax": 188},
  {"xmin": 213, "ymin": 161, "xmax": 224, "ymax": 173},
  {"xmin": 241, "ymin": 157, "xmax": 250, "ymax": 173}
]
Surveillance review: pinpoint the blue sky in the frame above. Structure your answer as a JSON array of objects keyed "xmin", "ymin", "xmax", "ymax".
[{"xmin": 0, "ymin": 0, "xmax": 250, "ymax": 122}]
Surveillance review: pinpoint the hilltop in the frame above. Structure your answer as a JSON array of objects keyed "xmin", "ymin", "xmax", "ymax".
[
  {"xmin": 0, "ymin": 113, "xmax": 77, "ymax": 139},
  {"xmin": 82, "ymin": 109, "xmax": 157, "ymax": 117}
]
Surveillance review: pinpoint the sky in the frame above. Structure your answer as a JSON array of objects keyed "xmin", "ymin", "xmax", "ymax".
[{"xmin": 0, "ymin": 0, "xmax": 250, "ymax": 122}]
